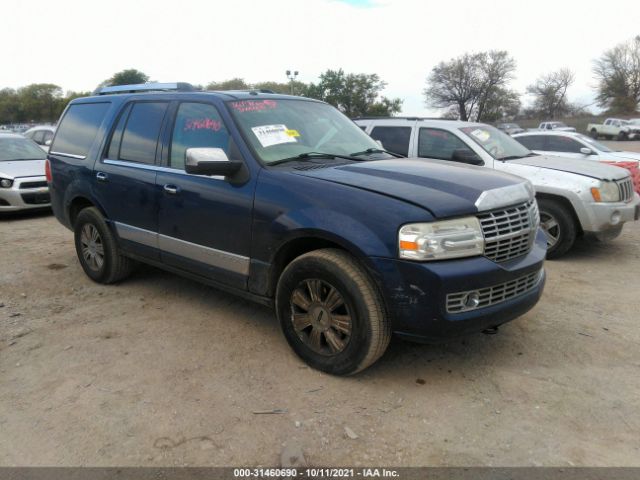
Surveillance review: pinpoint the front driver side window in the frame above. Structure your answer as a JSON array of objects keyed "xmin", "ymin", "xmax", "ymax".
[
  {"xmin": 170, "ymin": 103, "xmax": 231, "ymax": 170},
  {"xmin": 417, "ymin": 128, "xmax": 475, "ymax": 161}
]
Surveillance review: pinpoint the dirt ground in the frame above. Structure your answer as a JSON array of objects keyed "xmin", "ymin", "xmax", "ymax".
[{"xmin": 1, "ymin": 142, "xmax": 639, "ymax": 467}]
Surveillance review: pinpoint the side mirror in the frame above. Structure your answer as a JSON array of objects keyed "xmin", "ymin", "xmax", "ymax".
[
  {"xmin": 580, "ymin": 147, "xmax": 593, "ymax": 155},
  {"xmin": 185, "ymin": 148, "xmax": 242, "ymax": 176},
  {"xmin": 451, "ymin": 149, "xmax": 484, "ymax": 166},
  {"xmin": 45, "ymin": 139, "xmax": 52, "ymax": 146}
]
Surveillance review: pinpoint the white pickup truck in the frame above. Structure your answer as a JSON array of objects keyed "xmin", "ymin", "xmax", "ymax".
[{"xmin": 587, "ymin": 118, "xmax": 640, "ymax": 141}]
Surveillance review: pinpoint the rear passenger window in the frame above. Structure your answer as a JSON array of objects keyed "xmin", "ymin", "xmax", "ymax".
[
  {"xmin": 418, "ymin": 128, "xmax": 473, "ymax": 160},
  {"xmin": 370, "ymin": 126, "xmax": 411, "ymax": 157},
  {"xmin": 170, "ymin": 103, "xmax": 230, "ymax": 170},
  {"xmin": 118, "ymin": 102, "xmax": 168, "ymax": 164},
  {"xmin": 515, "ymin": 135, "xmax": 545, "ymax": 151},
  {"xmin": 51, "ymin": 103, "xmax": 110, "ymax": 158}
]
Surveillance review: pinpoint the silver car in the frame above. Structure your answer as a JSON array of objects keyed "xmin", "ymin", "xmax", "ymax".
[{"xmin": 0, "ymin": 133, "xmax": 50, "ymax": 212}]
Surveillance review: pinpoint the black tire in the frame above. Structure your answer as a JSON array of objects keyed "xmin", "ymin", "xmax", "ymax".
[
  {"xmin": 275, "ymin": 248, "xmax": 391, "ymax": 375},
  {"xmin": 537, "ymin": 198, "xmax": 577, "ymax": 259},
  {"xmin": 617, "ymin": 131, "xmax": 628, "ymax": 141},
  {"xmin": 590, "ymin": 129, "xmax": 598, "ymax": 139},
  {"xmin": 74, "ymin": 207, "xmax": 135, "ymax": 283}
]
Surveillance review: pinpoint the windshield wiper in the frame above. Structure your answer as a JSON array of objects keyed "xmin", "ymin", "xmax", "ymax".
[
  {"xmin": 349, "ymin": 147, "xmax": 404, "ymax": 158},
  {"xmin": 269, "ymin": 151, "xmax": 363, "ymax": 166},
  {"xmin": 498, "ymin": 153, "xmax": 537, "ymax": 161}
]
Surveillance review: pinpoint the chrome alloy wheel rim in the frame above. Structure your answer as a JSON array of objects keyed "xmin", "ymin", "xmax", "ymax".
[
  {"xmin": 80, "ymin": 224, "xmax": 105, "ymax": 271},
  {"xmin": 290, "ymin": 279, "xmax": 352, "ymax": 355},
  {"xmin": 540, "ymin": 212, "xmax": 560, "ymax": 248}
]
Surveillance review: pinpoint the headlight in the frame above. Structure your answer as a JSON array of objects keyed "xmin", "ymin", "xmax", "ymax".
[
  {"xmin": 0, "ymin": 178, "xmax": 13, "ymax": 188},
  {"xmin": 399, "ymin": 216, "xmax": 485, "ymax": 261},
  {"xmin": 591, "ymin": 181, "xmax": 620, "ymax": 202}
]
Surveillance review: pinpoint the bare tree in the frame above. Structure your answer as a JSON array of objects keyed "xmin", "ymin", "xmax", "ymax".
[
  {"xmin": 526, "ymin": 68, "xmax": 575, "ymax": 118},
  {"xmin": 593, "ymin": 35, "xmax": 640, "ymax": 113},
  {"xmin": 424, "ymin": 51, "xmax": 517, "ymax": 121}
]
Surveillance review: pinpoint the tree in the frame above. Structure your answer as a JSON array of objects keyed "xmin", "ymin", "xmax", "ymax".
[
  {"xmin": 593, "ymin": 35, "xmax": 640, "ymax": 114},
  {"xmin": 526, "ymin": 68, "xmax": 575, "ymax": 118},
  {"xmin": 424, "ymin": 51, "xmax": 518, "ymax": 121},
  {"xmin": 305, "ymin": 69, "xmax": 402, "ymax": 117},
  {"xmin": 17, "ymin": 84, "xmax": 63, "ymax": 122},
  {"xmin": 102, "ymin": 69, "xmax": 149, "ymax": 87},
  {"xmin": 206, "ymin": 78, "xmax": 250, "ymax": 90}
]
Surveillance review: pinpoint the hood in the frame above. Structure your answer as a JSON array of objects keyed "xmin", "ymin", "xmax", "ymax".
[
  {"xmin": 0, "ymin": 160, "xmax": 46, "ymax": 179},
  {"xmin": 509, "ymin": 154, "xmax": 629, "ymax": 181},
  {"xmin": 292, "ymin": 158, "xmax": 530, "ymax": 218},
  {"xmin": 607, "ymin": 151, "xmax": 640, "ymax": 163}
]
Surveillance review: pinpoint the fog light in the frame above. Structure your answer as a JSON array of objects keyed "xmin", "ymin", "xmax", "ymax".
[
  {"xmin": 611, "ymin": 211, "xmax": 621, "ymax": 225},
  {"xmin": 462, "ymin": 291, "xmax": 480, "ymax": 309}
]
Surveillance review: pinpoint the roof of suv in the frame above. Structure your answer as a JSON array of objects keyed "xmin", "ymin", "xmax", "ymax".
[
  {"xmin": 513, "ymin": 130, "xmax": 582, "ymax": 138},
  {"xmin": 74, "ymin": 89, "xmax": 321, "ymax": 104},
  {"xmin": 354, "ymin": 117, "xmax": 485, "ymax": 129}
]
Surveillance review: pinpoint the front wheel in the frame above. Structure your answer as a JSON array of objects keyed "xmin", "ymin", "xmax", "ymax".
[
  {"xmin": 537, "ymin": 198, "xmax": 577, "ymax": 259},
  {"xmin": 617, "ymin": 131, "xmax": 628, "ymax": 141},
  {"xmin": 275, "ymin": 249, "xmax": 391, "ymax": 375}
]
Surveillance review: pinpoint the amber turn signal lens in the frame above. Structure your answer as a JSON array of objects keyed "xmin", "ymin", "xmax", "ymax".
[
  {"xmin": 399, "ymin": 240, "xmax": 418, "ymax": 251},
  {"xmin": 590, "ymin": 187, "xmax": 601, "ymax": 202}
]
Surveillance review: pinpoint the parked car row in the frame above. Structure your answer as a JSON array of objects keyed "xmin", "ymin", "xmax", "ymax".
[{"xmin": 4, "ymin": 82, "xmax": 639, "ymax": 375}]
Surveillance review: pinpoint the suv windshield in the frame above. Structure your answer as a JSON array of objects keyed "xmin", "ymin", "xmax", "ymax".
[
  {"xmin": 227, "ymin": 98, "xmax": 384, "ymax": 164},
  {"xmin": 460, "ymin": 125, "xmax": 532, "ymax": 160},
  {"xmin": 0, "ymin": 137, "xmax": 47, "ymax": 161}
]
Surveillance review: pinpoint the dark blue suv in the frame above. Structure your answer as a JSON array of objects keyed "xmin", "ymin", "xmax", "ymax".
[{"xmin": 47, "ymin": 83, "xmax": 546, "ymax": 375}]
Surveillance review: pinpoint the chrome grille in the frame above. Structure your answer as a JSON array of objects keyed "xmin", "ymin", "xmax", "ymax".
[
  {"xmin": 617, "ymin": 177, "xmax": 634, "ymax": 203},
  {"xmin": 446, "ymin": 269, "xmax": 544, "ymax": 313},
  {"xmin": 477, "ymin": 200, "xmax": 539, "ymax": 263}
]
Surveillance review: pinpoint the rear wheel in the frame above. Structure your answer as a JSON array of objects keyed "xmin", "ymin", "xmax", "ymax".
[
  {"xmin": 590, "ymin": 129, "xmax": 598, "ymax": 139},
  {"xmin": 275, "ymin": 249, "xmax": 391, "ymax": 375},
  {"xmin": 74, "ymin": 207, "xmax": 135, "ymax": 283},
  {"xmin": 537, "ymin": 198, "xmax": 577, "ymax": 259}
]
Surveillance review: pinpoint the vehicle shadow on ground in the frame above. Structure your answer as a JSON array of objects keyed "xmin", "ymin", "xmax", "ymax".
[
  {"xmin": 0, "ymin": 208, "xmax": 52, "ymax": 222},
  {"xmin": 554, "ymin": 235, "xmax": 630, "ymax": 262},
  {"xmin": 122, "ymin": 262, "xmax": 519, "ymax": 382}
]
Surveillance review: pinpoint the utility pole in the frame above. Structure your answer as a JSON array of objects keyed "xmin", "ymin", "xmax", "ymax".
[{"xmin": 286, "ymin": 70, "xmax": 299, "ymax": 95}]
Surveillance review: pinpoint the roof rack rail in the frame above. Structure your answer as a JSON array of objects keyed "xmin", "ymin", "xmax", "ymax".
[{"xmin": 94, "ymin": 82, "xmax": 197, "ymax": 95}]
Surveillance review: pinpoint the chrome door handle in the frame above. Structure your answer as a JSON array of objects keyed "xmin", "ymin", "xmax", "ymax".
[
  {"xmin": 96, "ymin": 172, "xmax": 108, "ymax": 182},
  {"xmin": 163, "ymin": 184, "xmax": 180, "ymax": 195}
]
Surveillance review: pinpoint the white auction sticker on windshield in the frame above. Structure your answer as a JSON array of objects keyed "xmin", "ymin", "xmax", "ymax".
[
  {"xmin": 470, "ymin": 129, "xmax": 490, "ymax": 142},
  {"xmin": 251, "ymin": 124, "xmax": 297, "ymax": 148}
]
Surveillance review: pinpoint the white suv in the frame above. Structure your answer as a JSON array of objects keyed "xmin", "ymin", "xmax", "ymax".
[{"xmin": 355, "ymin": 117, "xmax": 639, "ymax": 258}]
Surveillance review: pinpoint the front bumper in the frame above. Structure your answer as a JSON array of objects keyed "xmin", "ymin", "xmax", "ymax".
[
  {"xmin": 0, "ymin": 176, "xmax": 51, "ymax": 212},
  {"xmin": 581, "ymin": 194, "xmax": 640, "ymax": 233},
  {"xmin": 369, "ymin": 229, "xmax": 547, "ymax": 342}
]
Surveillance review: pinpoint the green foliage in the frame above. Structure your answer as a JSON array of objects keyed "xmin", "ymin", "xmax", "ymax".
[
  {"xmin": 593, "ymin": 36, "xmax": 640, "ymax": 114},
  {"xmin": 424, "ymin": 51, "xmax": 518, "ymax": 122},
  {"xmin": 103, "ymin": 69, "xmax": 150, "ymax": 87},
  {"xmin": 206, "ymin": 78, "xmax": 250, "ymax": 90},
  {"xmin": 0, "ymin": 84, "xmax": 90, "ymax": 124},
  {"xmin": 305, "ymin": 69, "xmax": 402, "ymax": 117}
]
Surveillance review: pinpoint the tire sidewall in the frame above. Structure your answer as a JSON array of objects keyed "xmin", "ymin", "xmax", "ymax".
[
  {"xmin": 74, "ymin": 209, "xmax": 113, "ymax": 283},
  {"xmin": 276, "ymin": 255, "xmax": 374, "ymax": 375},
  {"xmin": 538, "ymin": 199, "xmax": 576, "ymax": 259}
]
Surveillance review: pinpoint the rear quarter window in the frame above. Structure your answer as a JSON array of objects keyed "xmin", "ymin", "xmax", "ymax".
[{"xmin": 51, "ymin": 103, "xmax": 110, "ymax": 158}]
